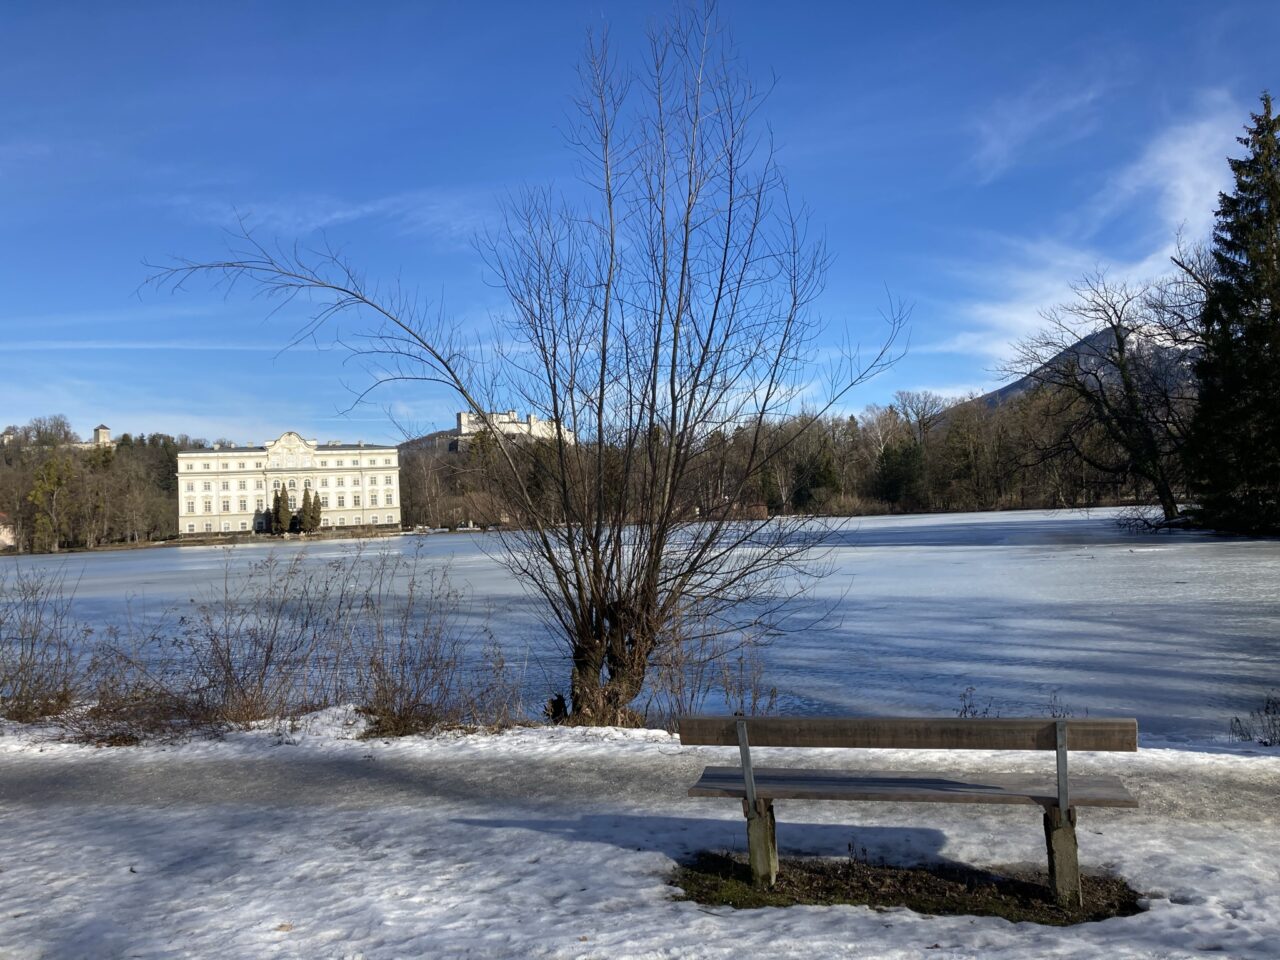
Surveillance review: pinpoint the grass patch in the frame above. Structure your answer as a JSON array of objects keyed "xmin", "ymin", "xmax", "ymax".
[{"xmin": 671, "ymin": 851, "xmax": 1144, "ymax": 926}]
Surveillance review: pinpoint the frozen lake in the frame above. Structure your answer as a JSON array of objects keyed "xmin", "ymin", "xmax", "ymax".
[{"xmin": 3, "ymin": 508, "xmax": 1278, "ymax": 740}]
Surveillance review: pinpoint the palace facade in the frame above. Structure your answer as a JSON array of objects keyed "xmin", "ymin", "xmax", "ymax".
[{"xmin": 176, "ymin": 431, "xmax": 400, "ymax": 536}]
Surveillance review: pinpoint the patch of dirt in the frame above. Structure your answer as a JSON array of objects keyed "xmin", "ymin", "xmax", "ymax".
[{"xmin": 671, "ymin": 851, "xmax": 1144, "ymax": 926}]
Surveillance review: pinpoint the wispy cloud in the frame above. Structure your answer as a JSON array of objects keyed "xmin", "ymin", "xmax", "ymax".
[
  {"xmin": 930, "ymin": 92, "xmax": 1240, "ymax": 363},
  {"xmin": 4, "ymin": 339, "xmax": 276, "ymax": 352},
  {"xmin": 971, "ymin": 78, "xmax": 1106, "ymax": 184},
  {"xmin": 0, "ymin": 139, "xmax": 53, "ymax": 175},
  {"xmin": 1091, "ymin": 88, "xmax": 1241, "ymax": 250},
  {"xmin": 162, "ymin": 188, "xmax": 492, "ymax": 248}
]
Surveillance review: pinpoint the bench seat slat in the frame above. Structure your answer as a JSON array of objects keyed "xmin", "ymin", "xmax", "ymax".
[
  {"xmin": 679, "ymin": 716, "xmax": 1138, "ymax": 752},
  {"xmin": 688, "ymin": 765, "xmax": 1139, "ymax": 808}
]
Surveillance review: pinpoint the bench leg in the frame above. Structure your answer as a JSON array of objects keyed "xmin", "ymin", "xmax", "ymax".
[
  {"xmin": 742, "ymin": 798, "xmax": 778, "ymax": 888},
  {"xmin": 1043, "ymin": 806, "xmax": 1082, "ymax": 908}
]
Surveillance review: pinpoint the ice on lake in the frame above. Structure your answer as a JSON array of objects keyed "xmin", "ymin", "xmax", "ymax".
[{"xmin": 3, "ymin": 508, "xmax": 1277, "ymax": 740}]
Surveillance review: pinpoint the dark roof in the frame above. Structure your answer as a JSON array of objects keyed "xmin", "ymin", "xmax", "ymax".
[{"xmin": 177, "ymin": 442, "xmax": 396, "ymax": 455}]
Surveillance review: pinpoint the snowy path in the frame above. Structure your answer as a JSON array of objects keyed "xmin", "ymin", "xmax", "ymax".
[{"xmin": 2, "ymin": 718, "xmax": 1279, "ymax": 959}]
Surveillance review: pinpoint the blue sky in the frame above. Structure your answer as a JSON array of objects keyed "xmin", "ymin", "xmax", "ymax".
[{"xmin": 1, "ymin": 1, "xmax": 1275, "ymax": 445}]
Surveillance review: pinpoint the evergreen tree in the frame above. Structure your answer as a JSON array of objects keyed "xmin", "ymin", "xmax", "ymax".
[
  {"xmin": 271, "ymin": 489, "xmax": 289, "ymax": 534},
  {"xmin": 1187, "ymin": 93, "xmax": 1280, "ymax": 533},
  {"xmin": 300, "ymin": 488, "xmax": 317, "ymax": 533}
]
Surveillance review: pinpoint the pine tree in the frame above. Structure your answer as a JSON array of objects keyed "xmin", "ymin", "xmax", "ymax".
[
  {"xmin": 309, "ymin": 489, "xmax": 323, "ymax": 531},
  {"xmin": 1187, "ymin": 93, "xmax": 1280, "ymax": 533},
  {"xmin": 300, "ymin": 488, "xmax": 315, "ymax": 533},
  {"xmin": 271, "ymin": 489, "xmax": 289, "ymax": 534}
]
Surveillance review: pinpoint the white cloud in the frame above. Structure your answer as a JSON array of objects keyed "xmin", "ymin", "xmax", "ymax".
[
  {"xmin": 163, "ymin": 188, "xmax": 491, "ymax": 247},
  {"xmin": 930, "ymin": 92, "xmax": 1240, "ymax": 363},
  {"xmin": 1097, "ymin": 88, "xmax": 1241, "ymax": 254},
  {"xmin": 4, "ymin": 340, "xmax": 274, "ymax": 352},
  {"xmin": 971, "ymin": 79, "xmax": 1106, "ymax": 184}
]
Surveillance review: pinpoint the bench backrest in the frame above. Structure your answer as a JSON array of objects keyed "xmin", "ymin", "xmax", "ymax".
[{"xmin": 678, "ymin": 716, "xmax": 1138, "ymax": 752}]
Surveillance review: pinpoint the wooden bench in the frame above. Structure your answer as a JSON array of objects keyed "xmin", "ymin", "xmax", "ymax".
[{"xmin": 679, "ymin": 716, "xmax": 1139, "ymax": 906}]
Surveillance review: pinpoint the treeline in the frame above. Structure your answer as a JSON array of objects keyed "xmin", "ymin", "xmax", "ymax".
[
  {"xmin": 0, "ymin": 415, "xmax": 210, "ymax": 553},
  {"xmin": 397, "ymin": 383, "xmax": 1175, "ymax": 531}
]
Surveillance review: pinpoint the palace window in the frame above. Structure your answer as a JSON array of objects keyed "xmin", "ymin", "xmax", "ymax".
[
  {"xmin": 185, "ymin": 482, "xmax": 194, "ymax": 492},
  {"xmin": 385, "ymin": 515, "xmax": 393, "ymax": 525},
  {"xmin": 369, "ymin": 494, "xmax": 378, "ymax": 507},
  {"xmin": 384, "ymin": 458, "xmax": 391, "ymax": 465},
  {"xmin": 221, "ymin": 522, "xmax": 230, "ymax": 531},
  {"xmin": 202, "ymin": 481, "xmax": 211, "ymax": 492},
  {"xmin": 383, "ymin": 476, "xmax": 392, "ymax": 485},
  {"xmin": 238, "ymin": 480, "xmax": 246, "ymax": 490},
  {"xmin": 354, "ymin": 516, "xmax": 362, "ymax": 525},
  {"xmin": 385, "ymin": 493, "xmax": 394, "ymax": 506},
  {"xmin": 272, "ymin": 480, "xmax": 281, "ymax": 490},
  {"xmin": 320, "ymin": 496, "xmax": 329, "ymax": 508},
  {"xmin": 352, "ymin": 476, "xmax": 360, "ymax": 486},
  {"xmin": 287, "ymin": 479, "xmax": 296, "ymax": 489},
  {"xmin": 337, "ymin": 495, "xmax": 346, "ymax": 508},
  {"xmin": 255, "ymin": 480, "xmax": 264, "ymax": 489},
  {"xmin": 320, "ymin": 460, "xmax": 328, "ymax": 467},
  {"xmin": 204, "ymin": 522, "xmax": 212, "ymax": 532},
  {"xmin": 337, "ymin": 517, "xmax": 346, "ymax": 526},
  {"xmin": 239, "ymin": 499, "xmax": 247, "ymax": 511},
  {"xmin": 320, "ymin": 478, "xmax": 328, "ymax": 488},
  {"xmin": 187, "ymin": 523, "xmax": 195, "ymax": 533},
  {"xmin": 186, "ymin": 501, "xmax": 195, "ymax": 514},
  {"xmin": 239, "ymin": 521, "xmax": 247, "ymax": 531},
  {"xmin": 256, "ymin": 498, "xmax": 264, "ymax": 511},
  {"xmin": 237, "ymin": 462, "xmax": 245, "ymax": 470},
  {"xmin": 336, "ymin": 478, "xmax": 344, "ymax": 487},
  {"xmin": 185, "ymin": 463, "xmax": 193, "ymax": 471},
  {"xmin": 221, "ymin": 462, "xmax": 229, "ymax": 470},
  {"xmin": 254, "ymin": 461, "xmax": 262, "ymax": 469},
  {"xmin": 321, "ymin": 517, "xmax": 330, "ymax": 527},
  {"xmin": 221, "ymin": 481, "xmax": 229, "ymax": 491},
  {"xmin": 353, "ymin": 495, "xmax": 361, "ymax": 508},
  {"xmin": 221, "ymin": 500, "xmax": 230, "ymax": 512},
  {"xmin": 288, "ymin": 496, "xmax": 297, "ymax": 510},
  {"xmin": 203, "ymin": 463, "xmax": 211, "ymax": 470},
  {"xmin": 203, "ymin": 502, "xmax": 212, "ymax": 513},
  {"xmin": 303, "ymin": 479, "xmax": 312, "ymax": 489},
  {"xmin": 336, "ymin": 460, "xmax": 344, "ymax": 467}
]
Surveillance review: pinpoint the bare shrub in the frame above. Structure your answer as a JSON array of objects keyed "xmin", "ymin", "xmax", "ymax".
[
  {"xmin": 60, "ymin": 623, "xmax": 216, "ymax": 746},
  {"xmin": 0, "ymin": 568, "xmax": 85, "ymax": 721},
  {"xmin": 4, "ymin": 546, "xmax": 524, "ymax": 741},
  {"xmin": 176, "ymin": 550, "xmax": 366, "ymax": 725},
  {"xmin": 1230, "ymin": 692, "xmax": 1280, "ymax": 746},
  {"xmin": 354, "ymin": 563, "xmax": 524, "ymax": 737},
  {"xmin": 646, "ymin": 609, "xmax": 776, "ymax": 729},
  {"xmin": 955, "ymin": 686, "xmax": 998, "ymax": 719}
]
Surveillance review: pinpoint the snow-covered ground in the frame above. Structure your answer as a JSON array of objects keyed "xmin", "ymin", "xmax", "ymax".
[
  {"xmin": 1, "ymin": 711, "xmax": 1278, "ymax": 959},
  {"xmin": 4, "ymin": 508, "xmax": 1278, "ymax": 738}
]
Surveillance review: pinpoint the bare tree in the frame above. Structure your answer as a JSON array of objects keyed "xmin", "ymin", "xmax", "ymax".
[
  {"xmin": 1008, "ymin": 272, "xmax": 1197, "ymax": 521},
  {"xmin": 152, "ymin": 7, "xmax": 903, "ymax": 724}
]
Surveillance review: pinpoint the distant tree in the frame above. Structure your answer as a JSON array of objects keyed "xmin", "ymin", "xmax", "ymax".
[
  {"xmin": 27, "ymin": 455, "xmax": 74, "ymax": 551},
  {"xmin": 271, "ymin": 489, "xmax": 289, "ymax": 535},
  {"xmin": 24, "ymin": 415, "xmax": 79, "ymax": 447},
  {"xmin": 300, "ymin": 488, "xmax": 321, "ymax": 533},
  {"xmin": 870, "ymin": 440, "xmax": 924, "ymax": 509},
  {"xmin": 1009, "ymin": 273, "xmax": 1196, "ymax": 521},
  {"xmin": 1186, "ymin": 93, "xmax": 1280, "ymax": 533}
]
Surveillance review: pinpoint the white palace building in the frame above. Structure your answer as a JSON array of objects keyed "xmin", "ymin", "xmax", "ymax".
[{"xmin": 176, "ymin": 431, "xmax": 400, "ymax": 536}]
